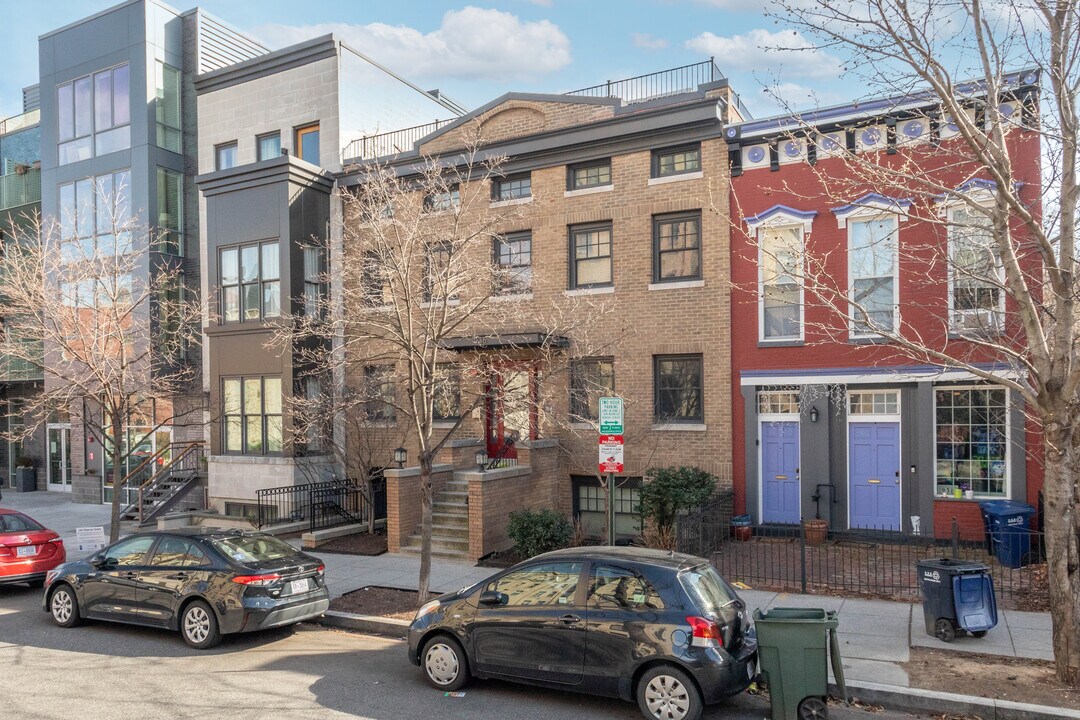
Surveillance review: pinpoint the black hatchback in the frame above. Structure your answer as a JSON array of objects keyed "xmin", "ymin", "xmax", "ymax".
[
  {"xmin": 407, "ymin": 547, "xmax": 757, "ymax": 720},
  {"xmin": 42, "ymin": 528, "xmax": 329, "ymax": 649}
]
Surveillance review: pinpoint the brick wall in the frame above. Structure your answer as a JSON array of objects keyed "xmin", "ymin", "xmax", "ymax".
[
  {"xmin": 384, "ymin": 464, "xmax": 453, "ymax": 553},
  {"xmin": 933, "ymin": 500, "xmax": 986, "ymax": 541}
]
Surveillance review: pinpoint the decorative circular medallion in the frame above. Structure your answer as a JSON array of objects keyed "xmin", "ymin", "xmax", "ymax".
[
  {"xmin": 747, "ymin": 146, "xmax": 766, "ymax": 163},
  {"xmin": 1022, "ymin": 71, "xmax": 1037, "ymax": 85},
  {"xmin": 726, "ymin": 127, "xmax": 738, "ymax": 138},
  {"xmin": 902, "ymin": 120, "xmax": 924, "ymax": 138},
  {"xmin": 945, "ymin": 116, "xmax": 959, "ymax": 132},
  {"xmin": 820, "ymin": 134, "xmax": 840, "ymax": 152},
  {"xmin": 861, "ymin": 127, "xmax": 882, "ymax": 146},
  {"xmin": 998, "ymin": 103, "xmax": 1014, "ymax": 118},
  {"xmin": 784, "ymin": 140, "xmax": 802, "ymax": 158}
]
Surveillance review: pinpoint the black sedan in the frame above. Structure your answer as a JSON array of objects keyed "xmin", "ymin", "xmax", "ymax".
[
  {"xmin": 42, "ymin": 528, "xmax": 329, "ymax": 649},
  {"xmin": 407, "ymin": 546, "xmax": 757, "ymax": 720}
]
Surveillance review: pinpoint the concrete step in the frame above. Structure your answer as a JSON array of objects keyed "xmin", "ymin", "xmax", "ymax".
[
  {"xmin": 399, "ymin": 545, "xmax": 469, "ymax": 561},
  {"xmin": 406, "ymin": 533, "xmax": 469, "ymax": 552},
  {"xmin": 436, "ymin": 490, "xmax": 469, "ymax": 502},
  {"xmin": 433, "ymin": 512, "xmax": 469, "ymax": 527},
  {"xmin": 433, "ymin": 502, "xmax": 468, "ymax": 515},
  {"xmin": 444, "ymin": 479, "xmax": 468, "ymax": 490},
  {"xmin": 431, "ymin": 524, "xmax": 469, "ymax": 539}
]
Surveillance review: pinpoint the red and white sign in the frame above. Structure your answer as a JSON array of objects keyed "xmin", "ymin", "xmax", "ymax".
[{"xmin": 598, "ymin": 434, "xmax": 624, "ymax": 474}]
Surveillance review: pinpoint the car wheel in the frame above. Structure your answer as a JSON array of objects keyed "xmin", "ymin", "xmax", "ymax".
[
  {"xmin": 49, "ymin": 584, "xmax": 81, "ymax": 628},
  {"xmin": 636, "ymin": 665, "xmax": 703, "ymax": 720},
  {"xmin": 422, "ymin": 635, "xmax": 470, "ymax": 691},
  {"xmin": 180, "ymin": 599, "xmax": 221, "ymax": 649}
]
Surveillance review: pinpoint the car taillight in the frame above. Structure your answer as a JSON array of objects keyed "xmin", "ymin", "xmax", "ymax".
[
  {"xmin": 686, "ymin": 616, "xmax": 723, "ymax": 649},
  {"xmin": 49, "ymin": 538, "xmax": 64, "ymax": 544},
  {"xmin": 231, "ymin": 573, "xmax": 281, "ymax": 586},
  {"xmin": 316, "ymin": 564, "xmax": 325, "ymax": 575}
]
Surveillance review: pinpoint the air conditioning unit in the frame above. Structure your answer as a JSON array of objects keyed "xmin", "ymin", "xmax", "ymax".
[{"xmin": 952, "ymin": 309, "xmax": 1003, "ymax": 334}]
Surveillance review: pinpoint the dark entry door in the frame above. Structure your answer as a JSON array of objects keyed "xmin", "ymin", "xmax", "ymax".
[{"xmin": 485, "ymin": 368, "xmax": 533, "ymax": 459}]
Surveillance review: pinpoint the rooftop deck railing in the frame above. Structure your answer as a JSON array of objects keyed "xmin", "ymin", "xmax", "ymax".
[
  {"xmin": 342, "ymin": 119, "xmax": 455, "ymax": 163},
  {"xmin": 0, "ymin": 109, "xmax": 40, "ymax": 137},
  {"xmin": 566, "ymin": 59, "xmax": 724, "ymax": 105}
]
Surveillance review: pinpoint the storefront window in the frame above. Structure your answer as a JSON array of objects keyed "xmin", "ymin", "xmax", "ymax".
[{"xmin": 935, "ymin": 387, "xmax": 1007, "ymax": 497}]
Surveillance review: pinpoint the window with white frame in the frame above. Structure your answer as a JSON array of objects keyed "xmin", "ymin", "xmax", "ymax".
[
  {"xmin": 848, "ymin": 390, "xmax": 899, "ymax": 415},
  {"xmin": 760, "ymin": 226, "xmax": 803, "ymax": 340},
  {"xmin": 934, "ymin": 387, "xmax": 1007, "ymax": 497},
  {"xmin": 848, "ymin": 216, "xmax": 898, "ymax": 336},
  {"xmin": 758, "ymin": 390, "xmax": 799, "ymax": 415},
  {"xmin": 949, "ymin": 206, "xmax": 1003, "ymax": 334}
]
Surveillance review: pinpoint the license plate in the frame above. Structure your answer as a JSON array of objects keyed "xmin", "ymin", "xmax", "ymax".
[
  {"xmin": 16, "ymin": 545, "xmax": 37, "ymax": 557},
  {"xmin": 289, "ymin": 579, "xmax": 309, "ymax": 595}
]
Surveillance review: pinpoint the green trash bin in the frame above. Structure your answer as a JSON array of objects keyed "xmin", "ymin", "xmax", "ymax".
[{"xmin": 753, "ymin": 608, "xmax": 847, "ymax": 720}]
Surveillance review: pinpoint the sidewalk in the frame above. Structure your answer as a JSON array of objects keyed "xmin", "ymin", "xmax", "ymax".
[{"xmin": 0, "ymin": 490, "xmax": 123, "ymax": 559}]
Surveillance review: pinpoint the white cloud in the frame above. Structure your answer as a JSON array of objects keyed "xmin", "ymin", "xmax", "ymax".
[
  {"xmin": 741, "ymin": 81, "xmax": 843, "ymax": 116},
  {"xmin": 632, "ymin": 33, "xmax": 669, "ymax": 50},
  {"xmin": 252, "ymin": 7, "xmax": 571, "ymax": 81},
  {"xmin": 686, "ymin": 28, "xmax": 843, "ymax": 80}
]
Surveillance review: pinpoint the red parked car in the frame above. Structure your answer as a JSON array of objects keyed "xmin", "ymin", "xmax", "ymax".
[{"xmin": 0, "ymin": 508, "xmax": 66, "ymax": 588}]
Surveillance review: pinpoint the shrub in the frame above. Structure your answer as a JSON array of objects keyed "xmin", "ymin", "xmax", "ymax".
[
  {"xmin": 507, "ymin": 508, "xmax": 573, "ymax": 558},
  {"xmin": 639, "ymin": 466, "xmax": 716, "ymax": 534}
]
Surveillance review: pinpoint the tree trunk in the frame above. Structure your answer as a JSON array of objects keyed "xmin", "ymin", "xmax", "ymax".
[
  {"xmin": 108, "ymin": 427, "xmax": 124, "ymax": 543},
  {"xmin": 1042, "ymin": 439, "xmax": 1080, "ymax": 685},
  {"xmin": 418, "ymin": 455, "xmax": 434, "ymax": 603}
]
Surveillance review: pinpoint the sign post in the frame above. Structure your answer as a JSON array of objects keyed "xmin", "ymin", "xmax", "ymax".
[{"xmin": 598, "ymin": 397, "xmax": 625, "ymax": 545}]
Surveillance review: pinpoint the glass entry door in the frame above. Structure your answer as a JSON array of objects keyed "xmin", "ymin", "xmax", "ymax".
[{"xmin": 47, "ymin": 424, "xmax": 72, "ymax": 492}]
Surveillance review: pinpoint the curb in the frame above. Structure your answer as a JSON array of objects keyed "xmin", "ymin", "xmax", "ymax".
[
  {"xmin": 835, "ymin": 680, "xmax": 1080, "ymax": 720},
  {"xmin": 317, "ymin": 610, "xmax": 411, "ymax": 637}
]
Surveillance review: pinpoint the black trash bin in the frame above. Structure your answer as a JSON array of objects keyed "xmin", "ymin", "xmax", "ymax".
[
  {"xmin": 917, "ymin": 558, "xmax": 997, "ymax": 642},
  {"xmin": 980, "ymin": 500, "xmax": 1037, "ymax": 568}
]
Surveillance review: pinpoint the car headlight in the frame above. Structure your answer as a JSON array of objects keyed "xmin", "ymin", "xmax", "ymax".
[
  {"xmin": 45, "ymin": 570, "xmax": 59, "ymax": 586},
  {"xmin": 415, "ymin": 599, "xmax": 441, "ymax": 621}
]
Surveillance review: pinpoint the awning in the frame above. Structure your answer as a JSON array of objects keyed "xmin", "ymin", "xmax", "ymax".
[{"xmin": 440, "ymin": 332, "xmax": 570, "ymax": 351}]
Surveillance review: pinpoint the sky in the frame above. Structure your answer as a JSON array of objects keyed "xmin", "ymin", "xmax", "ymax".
[{"xmin": 0, "ymin": 0, "xmax": 858, "ymax": 123}]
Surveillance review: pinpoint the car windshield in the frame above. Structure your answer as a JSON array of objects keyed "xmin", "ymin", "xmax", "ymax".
[
  {"xmin": 210, "ymin": 535, "xmax": 298, "ymax": 564},
  {"xmin": 0, "ymin": 513, "xmax": 44, "ymax": 532},
  {"xmin": 679, "ymin": 563, "xmax": 738, "ymax": 613}
]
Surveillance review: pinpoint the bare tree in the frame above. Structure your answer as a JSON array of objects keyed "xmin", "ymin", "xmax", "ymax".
[
  {"xmin": 742, "ymin": 0, "xmax": 1079, "ymax": 683},
  {"xmin": 279, "ymin": 140, "xmax": 615, "ymax": 601},
  {"xmin": 0, "ymin": 179, "xmax": 203, "ymax": 541}
]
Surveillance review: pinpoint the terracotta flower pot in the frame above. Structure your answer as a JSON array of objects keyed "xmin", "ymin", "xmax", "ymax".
[{"xmin": 803, "ymin": 519, "xmax": 828, "ymax": 546}]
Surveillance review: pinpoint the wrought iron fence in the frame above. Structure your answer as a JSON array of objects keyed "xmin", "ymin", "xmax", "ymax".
[
  {"xmin": 675, "ymin": 511, "xmax": 1047, "ymax": 609},
  {"xmin": 256, "ymin": 478, "xmax": 385, "ymax": 532}
]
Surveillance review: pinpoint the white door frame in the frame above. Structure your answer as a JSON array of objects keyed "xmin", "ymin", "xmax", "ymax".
[
  {"xmin": 845, "ymin": 389, "xmax": 902, "ymax": 530},
  {"xmin": 46, "ymin": 423, "xmax": 72, "ymax": 492}
]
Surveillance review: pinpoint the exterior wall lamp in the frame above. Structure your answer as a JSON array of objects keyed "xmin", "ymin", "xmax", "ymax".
[
  {"xmin": 809, "ymin": 406, "xmax": 819, "ymax": 423},
  {"xmin": 393, "ymin": 447, "xmax": 407, "ymax": 468},
  {"xmin": 475, "ymin": 449, "xmax": 488, "ymax": 472}
]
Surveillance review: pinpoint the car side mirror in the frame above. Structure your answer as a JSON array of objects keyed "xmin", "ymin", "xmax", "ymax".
[
  {"xmin": 91, "ymin": 556, "xmax": 115, "ymax": 569},
  {"xmin": 479, "ymin": 590, "xmax": 508, "ymax": 606}
]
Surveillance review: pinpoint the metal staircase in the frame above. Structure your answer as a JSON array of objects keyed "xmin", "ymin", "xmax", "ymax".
[{"xmin": 118, "ymin": 442, "xmax": 206, "ymax": 525}]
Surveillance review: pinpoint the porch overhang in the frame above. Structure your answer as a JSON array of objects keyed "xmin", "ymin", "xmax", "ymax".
[
  {"xmin": 440, "ymin": 332, "xmax": 570, "ymax": 351},
  {"xmin": 740, "ymin": 362, "xmax": 1022, "ymax": 387}
]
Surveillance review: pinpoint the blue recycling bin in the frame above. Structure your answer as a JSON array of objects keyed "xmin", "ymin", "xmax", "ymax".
[{"xmin": 980, "ymin": 500, "xmax": 1037, "ymax": 568}]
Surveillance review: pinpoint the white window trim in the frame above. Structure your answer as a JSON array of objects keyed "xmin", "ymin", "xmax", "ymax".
[
  {"xmin": 490, "ymin": 292, "xmax": 534, "ymax": 303},
  {"xmin": 564, "ymin": 185, "xmax": 613, "ymax": 198},
  {"xmin": 751, "ymin": 220, "xmax": 807, "ymax": 344},
  {"xmin": 943, "ymin": 203, "xmax": 1005, "ymax": 336},
  {"xmin": 490, "ymin": 196, "xmax": 533, "ymax": 209},
  {"xmin": 847, "ymin": 389, "xmax": 901, "ymax": 419},
  {"xmin": 648, "ymin": 279, "xmax": 704, "ymax": 291},
  {"xmin": 564, "ymin": 286, "xmax": 614, "ymax": 297},
  {"xmin": 846, "ymin": 212, "xmax": 901, "ymax": 341},
  {"xmin": 647, "ymin": 170, "xmax": 703, "ymax": 187},
  {"xmin": 652, "ymin": 423, "xmax": 707, "ymax": 432},
  {"xmin": 932, "ymin": 384, "xmax": 1011, "ymax": 500}
]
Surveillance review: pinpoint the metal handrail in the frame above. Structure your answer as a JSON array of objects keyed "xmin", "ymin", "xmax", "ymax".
[
  {"xmin": 342, "ymin": 119, "xmax": 454, "ymax": 163},
  {"xmin": 486, "ymin": 437, "xmax": 519, "ymax": 470},
  {"xmin": 134, "ymin": 442, "xmax": 205, "ymax": 524},
  {"xmin": 565, "ymin": 59, "xmax": 723, "ymax": 105}
]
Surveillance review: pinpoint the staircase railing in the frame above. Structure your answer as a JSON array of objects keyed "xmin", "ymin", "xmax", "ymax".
[
  {"xmin": 486, "ymin": 437, "xmax": 519, "ymax": 470},
  {"xmin": 256, "ymin": 478, "xmax": 378, "ymax": 532},
  {"xmin": 118, "ymin": 442, "xmax": 206, "ymax": 523}
]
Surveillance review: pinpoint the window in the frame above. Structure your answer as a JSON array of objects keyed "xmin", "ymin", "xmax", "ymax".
[
  {"xmin": 155, "ymin": 62, "xmax": 181, "ymax": 153},
  {"xmin": 849, "ymin": 390, "xmax": 899, "ymax": 415},
  {"xmin": 303, "ymin": 376, "xmax": 325, "ymax": 452},
  {"xmin": 59, "ymin": 170, "xmax": 132, "ymax": 260},
  {"xmin": 361, "ymin": 250, "xmax": 390, "ymax": 306},
  {"xmin": 654, "ymin": 354, "xmax": 703, "ymax": 423},
  {"xmin": 568, "ymin": 159, "xmax": 611, "ymax": 191},
  {"xmin": 155, "ymin": 167, "xmax": 183, "ymax": 255},
  {"xmin": 433, "ymin": 365, "xmax": 461, "ymax": 421},
  {"xmin": 215, "ymin": 142, "xmax": 238, "ymax": 171},
  {"xmin": 653, "ymin": 212, "xmax": 701, "ymax": 282},
  {"xmin": 494, "ymin": 232, "xmax": 532, "ymax": 294},
  {"xmin": 222, "ymin": 376, "xmax": 282, "ymax": 455},
  {"xmin": 218, "ymin": 241, "xmax": 279, "ymax": 323},
  {"xmin": 257, "ymin": 132, "xmax": 281, "ymax": 162},
  {"xmin": 575, "ymin": 477, "xmax": 641, "ymax": 537},
  {"xmin": 949, "ymin": 207, "xmax": 1003, "ymax": 334},
  {"xmin": 935, "ymin": 387, "xmax": 1008, "ymax": 497},
  {"xmin": 295, "ymin": 123, "xmax": 320, "ymax": 163},
  {"xmin": 425, "ymin": 187, "xmax": 460, "ymax": 212},
  {"xmin": 157, "ymin": 272, "xmax": 186, "ymax": 362},
  {"xmin": 569, "ymin": 222, "xmax": 613, "ymax": 289},
  {"xmin": 760, "ymin": 226, "xmax": 803, "ymax": 340},
  {"xmin": 758, "ymin": 390, "xmax": 799, "ymax": 415},
  {"xmin": 848, "ymin": 216, "xmax": 898, "ymax": 336},
  {"xmin": 652, "ymin": 144, "xmax": 701, "ymax": 178},
  {"xmin": 490, "ymin": 562, "xmax": 582, "ymax": 607},
  {"xmin": 424, "ymin": 242, "xmax": 454, "ymax": 302},
  {"xmin": 58, "ymin": 63, "xmax": 129, "ymax": 164},
  {"xmin": 303, "ymin": 246, "xmax": 324, "ymax": 316},
  {"xmin": 0, "ymin": 513, "xmax": 44, "ymax": 532},
  {"xmin": 570, "ymin": 358, "xmax": 614, "ymax": 422},
  {"xmin": 588, "ymin": 564, "xmax": 664, "ymax": 610},
  {"xmin": 103, "ymin": 535, "xmax": 154, "ymax": 566},
  {"xmin": 493, "ymin": 173, "xmax": 531, "ymax": 201},
  {"xmin": 150, "ymin": 537, "xmax": 210, "ymax": 567},
  {"xmin": 363, "ymin": 365, "xmax": 396, "ymax": 422}
]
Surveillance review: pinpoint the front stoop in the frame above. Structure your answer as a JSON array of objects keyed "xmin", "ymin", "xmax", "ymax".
[{"xmin": 399, "ymin": 477, "xmax": 470, "ymax": 561}]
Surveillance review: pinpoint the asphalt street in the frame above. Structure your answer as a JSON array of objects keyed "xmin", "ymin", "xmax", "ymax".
[{"xmin": 0, "ymin": 584, "xmax": 928, "ymax": 720}]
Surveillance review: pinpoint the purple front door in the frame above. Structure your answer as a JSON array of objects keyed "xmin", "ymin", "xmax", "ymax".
[
  {"xmin": 761, "ymin": 421, "xmax": 800, "ymax": 524},
  {"xmin": 849, "ymin": 422, "xmax": 901, "ymax": 531}
]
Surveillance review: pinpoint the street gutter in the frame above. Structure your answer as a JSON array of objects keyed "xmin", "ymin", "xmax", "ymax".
[
  {"xmin": 835, "ymin": 679, "xmax": 1080, "ymax": 720},
  {"xmin": 317, "ymin": 610, "xmax": 410, "ymax": 638}
]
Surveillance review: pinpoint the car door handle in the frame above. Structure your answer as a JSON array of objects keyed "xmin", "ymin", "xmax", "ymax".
[
  {"xmin": 167, "ymin": 572, "xmax": 189, "ymax": 580},
  {"xmin": 559, "ymin": 614, "xmax": 582, "ymax": 625},
  {"xmin": 121, "ymin": 572, "xmax": 138, "ymax": 580}
]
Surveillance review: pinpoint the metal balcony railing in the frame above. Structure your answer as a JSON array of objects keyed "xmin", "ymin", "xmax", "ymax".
[
  {"xmin": 566, "ymin": 59, "xmax": 724, "ymax": 105},
  {"xmin": 342, "ymin": 119, "xmax": 455, "ymax": 163},
  {"xmin": 0, "ymin": 109, "xmax": 40, "ymax": 137},
  {"xmin": 0, "ymin": 352, "xmax": 43, "ymax": 382},
  {"xmin": 0, "ymin": 168, "xmax": 41, "ymax": 212}
]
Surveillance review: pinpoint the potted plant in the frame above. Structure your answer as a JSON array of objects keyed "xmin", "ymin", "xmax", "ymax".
[
  {"xmin": 15, "ymin": 457, "xmax": 36, "ymax": 492},
  {"xmin": 803, "ymin": 518, "xmax": 828, "ymax": 546}
]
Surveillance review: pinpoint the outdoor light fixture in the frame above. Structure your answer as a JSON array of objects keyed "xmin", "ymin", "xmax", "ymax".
[
  {"xmin": 809, "ymin": 406, "xmax": 820, "ymax": 423},
  {"xmin": 393, "ymin": 447, "xmax": 407, "ymax": 468},
  {"xmin": 475, "ymin": 449, "xmax": 488, "ymax": 472}
]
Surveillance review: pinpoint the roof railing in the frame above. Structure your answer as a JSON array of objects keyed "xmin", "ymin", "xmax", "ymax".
[
  {"xmin": 342, "ymin": 119, "xmax": 455, "ymax": 163},
  {"xmin": 565, "ymin": 58, "xmax": 724, "ymax": 105}
]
